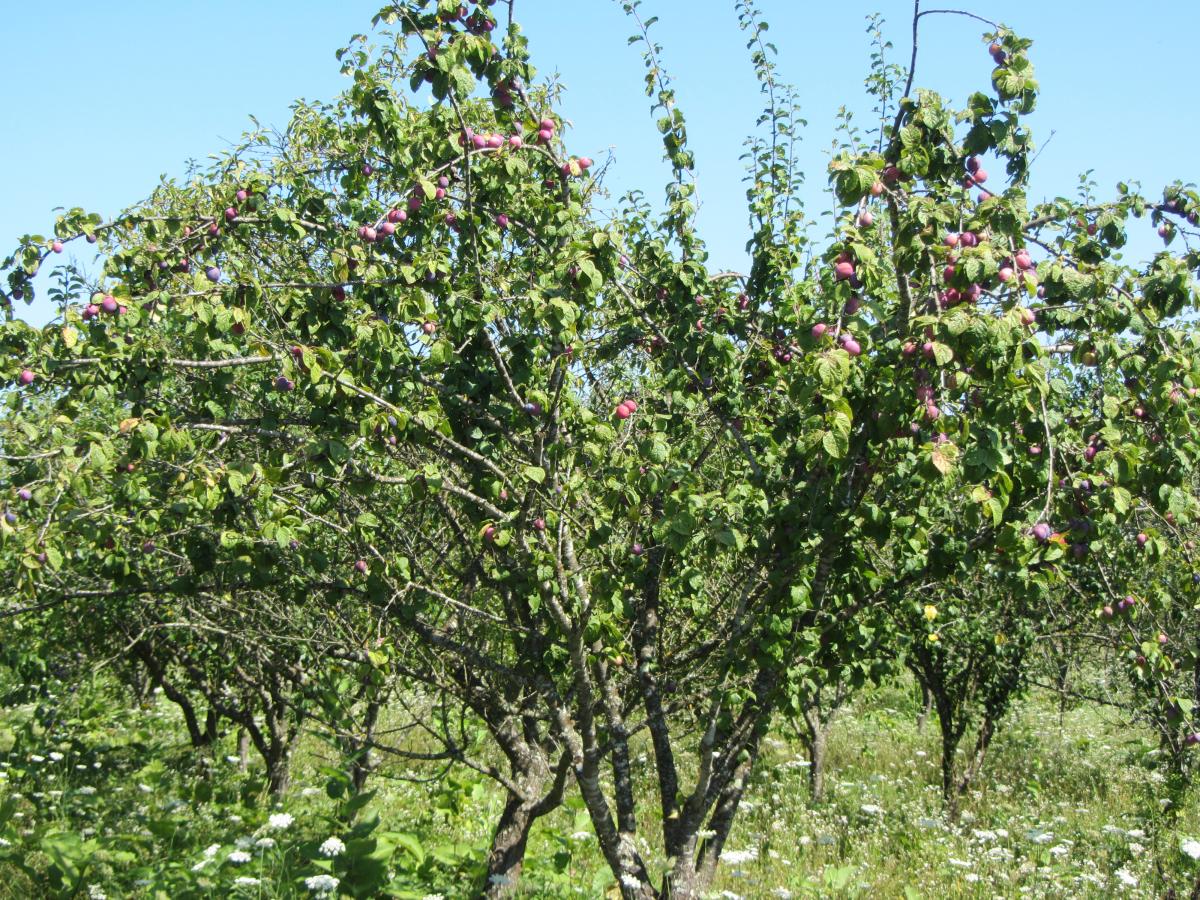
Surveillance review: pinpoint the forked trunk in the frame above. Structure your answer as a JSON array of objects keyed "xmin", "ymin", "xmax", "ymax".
[
  {"xmin": 482, "ymin": 750, "xmax": 571, "ymax": 898},
  {"xmin": 483, "ymin": 795, "xmax": 538, "ymax": 898}
]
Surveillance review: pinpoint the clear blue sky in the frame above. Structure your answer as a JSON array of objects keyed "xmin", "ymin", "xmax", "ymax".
[{"xmin": 3, "ymin": 1, "xmax": 1196, "ymax": 325}]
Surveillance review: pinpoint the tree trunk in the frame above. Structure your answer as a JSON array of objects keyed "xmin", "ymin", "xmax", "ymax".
[
  {"xmin": 956, "ymin": 716, "xmax": 995, "ymax": 798},
  {"xmin": 484, "ymin": 796, "xmax": 539, "ymax": 898},
  {"xmin": 916, "ymin": 682, "xmax": 932, "ymax": 735},
  {"xmin": 266, "ymin": 746, "xmax": 291, "ymax": 796},
  {"xmin": 940, "ymin": 726, "xmax": 960, "ymax": 822},
  {"xmin": 348, "ymin": 699, "xmax": 380, "ymax": 795},
  {"xmin": 808, "ymin": 725, "xmax": 828, "ymax": 804},
  {"xmin": 481, "ymin": 750, "xmax": 571, "ymax": 898}
]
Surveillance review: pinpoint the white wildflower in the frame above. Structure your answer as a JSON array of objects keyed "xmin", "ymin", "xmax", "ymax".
[
  {"xmin": 421, "ymin": 895, "xmax": 445, "ymax": 900},
  {"xmin": 947, "ymin": 857, "xmax": 971, "ymax": 868},
  {"xmin": 619, "ymin": 874, "xmax": 642, "ymax": 890},
  {"xmin": 267, "ymin": 813, "xmax": 294, "ymax": 831},
  {"xmin": 29, "ymin": 755, "xmax": 44, "ymax": 763},
  {"xmin": 569, "ymin": 831, "xmax": 593, "ymax": 841},
  {"xmin": 87, "ymin": 886, "xmax": 107, "ymax": 900},
  {"xmin": 255, "ymin": 837, "xmax": 277, "ymax": 850},
  {"xmin": 225, "ymin": 756, "xmax": 241, "ymax": 764},
  {"xmin": 1126, "ymin": 828, "xmax": 1146, "ymax": 840},
  {"xmin": 1115, "ymin": 868, "xmax": 1137, "ymax": 888},
  {"xmin": 964, "ymin": 873, "xmax": 980, "ymax": 883},
  {"xmin": 720, "ymin": 848, "xmax": 758, "ymax": 865},
  {"xmin": 48, "ymin": 752, "xmax": 63, "ymax": 762},
  {"xmin": 917, "ymin": 817, "xmax": 940, "ymax": 829},
  {"xmin": 319, "ymin": 836, "xmax": 346, "ymax": 858},
  {"xmin": 301, "ymin": 787, "xmax": 321, "ymax": 797},
  {"xmin": 77, "ymin": 786, "xmax": 96, "ymax": 796},
  {"xmin": 1182, "ymin": 838, "xmax": 1200, "ymax": 860},
  {"xmin": 234, "ymin": 877, "xmax": 262, "ymax": 887},
  {"xmin": 235, "ymin": 836, "xmax": 255, "ymax": 850},
  {"xmin": 972, "ymin": 829, "xmax": 998, "ymax": 842},
  {"xmin": 1026, "ymin": 829, "xmax": 1053, "ymax": 845},
  {"xmin": 305, "ymin": 874, "xmax": 340, "ymax": 895},
  {"xmin": 1129, "ymin": 843, "xmax": 1145, "ymax": 856},
  {"xmin": 1049, "ymin": 844, "xmax": 1071, "ymax": 858},
  {"xmin": 859, "ymin": 804, "xmax": 883, "ymax": 816},
  {"xmin": 771, "ymin": 890, "xmax": 794, "ymax": 899},
  {"xmin": 203, "ymin": 843, "xmax": 222, "ymax": 859},
  {"xmin": 137, "ymin": 784, "xmax": 153, "ymax": 794},
  {"xmin": 228, "ymin": 850, "xmax": 252, "ymax": 864}
]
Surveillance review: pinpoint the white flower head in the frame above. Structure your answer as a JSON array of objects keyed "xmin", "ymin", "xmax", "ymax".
[
  {"xmin": 203, "ymin": 843, "xmax": 222, "ymax": 859},
  {"xmin": 720, "ymin": 848, "xmax": 759, "ymax": 865},
  {"xmin": 319, "ymin": 836, "xmax": 346, "ymax": 858},
  {"xmin": 267, "ymin": 813, "xmax": 294, "ymax": 831},
  {"xmin": 48, "ymin": 752, "xmax": 64, "ymax": 762},
  {"xmin": 255, "ymin": 837, "xmax": 277, "ymax": 850},
  {"xmin": 227, "ymin": 849, "xmax": 252, "ymax": 864},
  {"xmin": 87, "ymin": 887, "xmax": 107, "ymax": 900},
  {"xmin": 1115, "ymin": 867, "xmax": 1138, "ymax": 888},
  {"xmin": 619, "ymin": 874, "xmax": 642, "ymax": 889},
  {"xmin": 234, "ymin": 877, "xmax": 262, "ymax": 887},
  {"xmin": 421, "ymin": 895, "xmax": 446, "ymax": 900},
  {"xmin": 859, "ymin": 803, "xmax": 883, "ymax": 816},
  {"xmin": 305, "ymin": 873, "xmax": 340, "ymax": 895},
  {"xmin": 1182, "ymin": 838, "xmax": 1200, "ymax": 860}
]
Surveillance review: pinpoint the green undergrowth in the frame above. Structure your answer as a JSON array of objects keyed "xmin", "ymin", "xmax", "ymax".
[{"xmin": 0, "ymin": 672, "xmax": 1197, "ymax": 898}]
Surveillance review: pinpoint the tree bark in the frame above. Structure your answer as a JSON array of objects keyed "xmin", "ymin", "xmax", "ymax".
[
  {"xmin": 484, "ymin": 796, "xmax": 539, "ymax": 898},
  {"xmin": 806, "ymin": 715, "xmax": 829, "ymax": 805},
  {"xmin": 483, "ymin": 755, "xmax": 569, "ymax": 899},
  {"xmin": 956, "ymin": 715, "xmax": 995, "ymax": 797},
  {"xmin": 940, "ymin": 724, "xmax": 961, "ymax": 822},
  {"xmin": 916, "ymin": 682, "xmax": 932, "ymax": 735}
]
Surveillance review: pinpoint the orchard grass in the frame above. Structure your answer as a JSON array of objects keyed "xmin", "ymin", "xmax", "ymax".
[{"xmin": 1, "ymin": 669, "xmax": 1197, "ymax": 898}]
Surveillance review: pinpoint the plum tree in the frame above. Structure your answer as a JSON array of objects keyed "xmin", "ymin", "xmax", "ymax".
[{"xmin": 3, "ymin": 0, "xmax": 1200, "ymax": 897}]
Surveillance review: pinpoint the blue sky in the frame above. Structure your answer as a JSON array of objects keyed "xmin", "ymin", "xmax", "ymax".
[{"xmin": 3, "ymin": 1, "xmax": 1196, "ymax": 324}]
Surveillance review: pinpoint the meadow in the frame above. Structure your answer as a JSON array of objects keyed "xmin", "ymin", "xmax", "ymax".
[{"xmin": 2, "ymin": 663, "xmax": 1197, "ymax": 898}]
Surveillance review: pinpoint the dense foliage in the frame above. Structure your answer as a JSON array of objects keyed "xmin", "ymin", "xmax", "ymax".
[{"xmin": 3, "ymin": 1, "xmax": 1200, "ymax": 897}]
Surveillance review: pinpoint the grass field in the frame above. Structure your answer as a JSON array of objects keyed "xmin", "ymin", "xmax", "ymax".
[{"xmin": 2, "ymin": 672, "xmax": 1198, "ymax": 897}]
